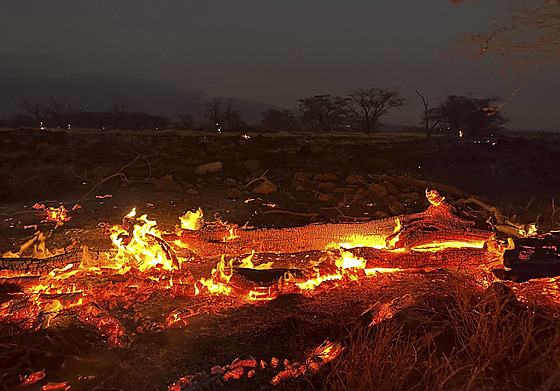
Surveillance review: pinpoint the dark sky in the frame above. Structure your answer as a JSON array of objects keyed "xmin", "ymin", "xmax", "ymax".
[{"xmin": 1, "ymin": 1, "xmax": 558, "ymax": 129}]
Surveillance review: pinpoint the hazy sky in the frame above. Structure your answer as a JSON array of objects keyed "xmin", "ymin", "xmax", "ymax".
[{"xmin": 1, "ymin": 1, "xmax": 558, "ymax": 129}]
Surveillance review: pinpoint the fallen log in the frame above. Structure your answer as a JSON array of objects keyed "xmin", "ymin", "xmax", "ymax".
[
  {"xmin": 176, "ymin": 190, "xmax": 493, "ymax": 258},
  {"xmin": 494, "ymin": 231, "xmax": 560, "ymax": 282},
  {"xmin": 0, "ymin": 249, "xmax": 110, "ymax": 277}
]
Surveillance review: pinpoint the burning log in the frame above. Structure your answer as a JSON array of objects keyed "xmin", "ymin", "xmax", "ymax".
[
  {"xmin": 177, "ymin": 190, "xmax": 493, "ymax": 258},
  {"xmin": 494, "ymin": 231, "xmax": 560, "ymax": 282},
  {"xmin": 0, "ymin": 249, "xmax": 108, "ymax": 277}
]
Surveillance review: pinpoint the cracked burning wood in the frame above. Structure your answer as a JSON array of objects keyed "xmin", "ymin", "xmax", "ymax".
[
  {"xmin": 176, "ymin": 190, "xmax": 493, "ymax": 259},
  {"xmin": 0, "ymin": 249, "xmax": 111, "ymax": 277},
  {"xmin": 494, "ymin": 231, "xmax": 560, "ymax": 282}
]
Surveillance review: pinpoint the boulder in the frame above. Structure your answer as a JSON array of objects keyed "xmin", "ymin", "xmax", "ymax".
[
  {"xmin": 228, "ymin": 188, "xmax": 244, "ymax": 199},
  {"xmin": 345, "ymin": 175, "xmax": 364, "ymax": 185},
  {"xmin": 195, "ymin": 161, "xmax": 222, "ymax": 175},
  {"xmin": 253, "ymin": 180, "xmax": 278, "ymax": 194},
  {"xmin": 241, "ymin": 160, "xmax": 260, "ymax": 174},
  {"xmin": 369, "ymin": 183, "xmax": 389, "ymax": 200},
  {"xmin": 314, "ymin": 173, "xmax": 338, "ymax": 182},
  {"xmin": 318, "ymin": 181, "xmax": 335, "ymax": 193},
  {"xmin": 317, "ymin": 193, "xmax": 334, "ymax": 202}
]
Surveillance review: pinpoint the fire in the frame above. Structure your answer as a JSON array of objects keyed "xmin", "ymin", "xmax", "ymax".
[
  {"xmin": 411, "ymin": 240, "xmax": 486, "ymax": 252},
  {"xmin": 179, "ymin": 208, "xmax": 204, "ymax": 230},
  {"xmin": 196, "ymin": 256, "xmax": 233, "ymax": 296},
  {"xmin": 110, "ymin": 208, "xmax": 178, "ymax": 272},
  {"xmin": 2, "ymin": 231, "xmax": 65, "ymax": 259},
  {"xmin": 44, "ymin": 205, "xmax": 70, "ymax": 223},
  {"xmin": 4, "ymin": 191, "xmax": 555, "ymax": 355}
]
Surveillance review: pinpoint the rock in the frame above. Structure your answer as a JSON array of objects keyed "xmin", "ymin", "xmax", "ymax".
[
  {"xmin": 314, "ymin": 173, "xmax": 338, "ymax": 182},
  {"xmin": 211, "ymin": 366, "xmax": 225, "ymax": 375},
  {"xmin": 227, "ymin": 188, "xmax": 244, "ymax": 199},
  {"xmin": 155, "ymin": 175, "xmax": 180, "ymax": 192},
  {"xmin": 333, "ymin": 187, "xmax": 353, "ymax": 194},
  {"xmin": 385, "ymin": 195, "xmax": 398, "ymax": 204},
  {"xmin": 224, "ymin": 178, "xmax": 237, "ymax": 186},
  {"xmin": 408, "ymin": 192, "xmax": 422, "ymax": 202},
  {"xmin": 345, "ymin": 175, "xmax": 364, "ymax": 185},
  {"xmin": 241, "ymin": 160, "xmax": 260, "ymax": 174},
  {"xmin": 372, "ymin": 158, "xmax": 395, "ymax": 171},
  {"xmin": 389, "ymin": 201, "xmax": 405, "ymax": 215},
  {"xmin": 397, "ymin": 193, "xmax": 410, "ymax": 203},
  {"xmin": 318, "ymin": 181, "xmax": 335, "ymax": 192},
  {"xmin": 292, "ymin": 171, "xmax": 309, "ymax": 183},
  {"xmin": 230, "ymin": 355, "xmax": 257, "ymax": 369},
  {"xmin": 369, "ymin": 183, "xmax": 389, "ymax": 199},
  {"xmin": 223, "ymin": 367, "xmax": 244, "ymax": 381},
  {"xmin": 383, "ymin": 181, "xmax": 398, "ymax": 195},
  {"xmin": 317, "ymin": 193, "xmax": 334, "ymax": 202},
  {"xmin": 186, "ymin": 188, "xmax": 199, "ymax": 196},
  {"xmin": 374, "ymin": 211, "xmax": 390, "ymax": 218},
  {"xmin": 295, "ymin": 185, "xmax": 306, "ymax": 192},
  {"xmin": 253, "ymin": 180, "xmax": 277, "ymax": 194},
  {"xmin": 292, "ymin": 171, "xmax": 309, "ymax": 188},
  {"xmin": 194, "ymin": 161, "xmax": 222, "ymax": 175}
]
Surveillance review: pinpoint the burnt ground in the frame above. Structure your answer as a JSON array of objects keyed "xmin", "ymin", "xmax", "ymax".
[{"xmin": 0, "ymin": 128, "xmax": 560, "ymax": 390}]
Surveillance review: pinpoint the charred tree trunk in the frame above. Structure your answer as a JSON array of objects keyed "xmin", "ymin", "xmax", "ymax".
[
  {"xmin": 494, "ymin": 232, "xmax": 560, "ymax": 282},
  {"xmin": 177, "ymin": 191, "xmax": 493, "ymax": 258}
]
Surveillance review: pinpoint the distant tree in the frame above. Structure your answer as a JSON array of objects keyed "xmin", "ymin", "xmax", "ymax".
[
  {"xmin": 436, "ymin": 95, "xmax": 507, "ymax": 137},
  {"xmin": 347, "ymin": 88, "xmax": 404, "ymax": 133},
  {"xmin": 416, "ymin": 91, "xmax": 441, "ymax": 139},
  {"xmin": 6, "ymin": 114, "xmax": 36, "ymax": 128},
  {"xmin": 110, "ymin": 101, "xmax": 130, "ymax": 130},
  {"xmin": 298, "ymin": 95, "xmax": 349, "ymax": 133},
  {"xmin": 177, "ymin": 114, "xmax": 194, "ymax": 130},
  {"xmin": 201, "ymin": 98, "xmax": 239, "ymax": 132},
  {"xmin": 454, "ymin": 0, "xmax": 560, "ymax": 80},
  {"xmin": 260, "ymin": 108, "xmax": 299, "ymax": 131},
  {"xmin": 225, "ymin": 110, "xmax": 246, "ymax": 131},
  {"xmin": 20, "ymin": 99, "xmax": 47, "ymax": 128},
  {"xmin": 45, "ymin": 96, "xmax": 84, "ymax": 129}
]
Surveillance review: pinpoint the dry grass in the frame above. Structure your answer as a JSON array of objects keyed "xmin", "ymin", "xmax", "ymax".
[{"xmin": 318, "ymin": 283, "xmax": 560, "ymax": 391}]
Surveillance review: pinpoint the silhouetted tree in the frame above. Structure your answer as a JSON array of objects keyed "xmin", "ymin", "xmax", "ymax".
[
  {"xmin": 201, "ymin": 98, "xmax": 240, "ymax": 132},
  {"xmin": 260, "ymin": 109, "xmax": 299, "ymax": 131},
  {"xmin": 454, "ymin": 0, "xmax": 559, "ymax": 80},
  {"xmin": 20, "ymin": 99, "xmax": 47, "ymax": 128},
  {"xmin": 45, "ymin": 96, "xmax": 84, "ymax": 129},
  {"xmin": 347, "ymin": 88, "xmax": 404, "ymax": 133},
  {"xmin": 177, "ymin": 114, "xmax": 194, "ymax": 130},
  {"xmin": 225, "ymin": 111, "xmax": 246, "ymax": 131},
  {"xmin": 110, "ymin": 101, "xmax": 130, "ymax": 130},
  {"xmin": 298, "ymin": 95, "xmax": 349, "ymax": 133},
  {"xmin": 436, "ymin": 95, "xmax": 507, "ymax": 137},
  {"xmin": 416, "ymin": 91, "xmax": 441, "ymax": 139}
]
